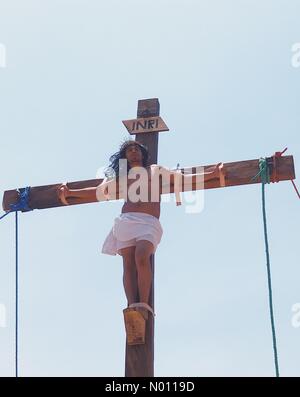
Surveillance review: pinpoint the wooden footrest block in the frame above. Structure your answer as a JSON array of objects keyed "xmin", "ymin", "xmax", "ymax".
[{"xmin": 123, "ymin": 307, "xmax": 147, "ymax": 345}]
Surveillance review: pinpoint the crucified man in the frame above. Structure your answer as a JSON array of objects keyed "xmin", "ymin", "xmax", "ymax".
[{"xmin": 57, "ymin": 139, "xmax": 222, "ymax": 316}]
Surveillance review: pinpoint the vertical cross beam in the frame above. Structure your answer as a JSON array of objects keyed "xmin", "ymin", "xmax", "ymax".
[{"xmin": 124, "ymin": 98, "xmax": 160, "ymax": 377}]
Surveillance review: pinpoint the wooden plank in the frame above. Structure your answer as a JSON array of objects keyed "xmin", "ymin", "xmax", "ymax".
[
  {"xmin": 123, "ymin": 308, "xmax": 147, "ymax": 345},
  {"xmin": 124, "ymin": 98, "xmax": 160, "ymax": 377},
  {"xmin": 2, "ymin": 178, "xmax": 104, "ymax": 212},
  {"xmin": 175, "ymin": 155, "xmax": 295, "ymax": 192},
  {"xmin": 2, "ymin": 155, "xmax": 295, "ymax": 213},
  {"xmin": 122, "ymin": 116, "xmax": 169, "ymax": 134}
]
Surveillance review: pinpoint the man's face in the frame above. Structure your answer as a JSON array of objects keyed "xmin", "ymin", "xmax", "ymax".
[{"xmin": 125, "ymin": 144, "xmax": 143, "ymax": 167}]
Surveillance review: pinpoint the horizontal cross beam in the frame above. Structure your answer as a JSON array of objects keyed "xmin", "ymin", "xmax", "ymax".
[{"xmin": 2, "ymin": 155, "xmax": 295, "ymax": 213}]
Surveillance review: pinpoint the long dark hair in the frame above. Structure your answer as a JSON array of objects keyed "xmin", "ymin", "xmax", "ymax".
[{"xmin": 104, "ymin": 139, "xmax": 149, "ymax": 179}]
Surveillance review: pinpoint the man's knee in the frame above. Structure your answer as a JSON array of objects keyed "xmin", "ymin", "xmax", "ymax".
[
  {"xmin": 135, "ymin": 240, "xmax": 154, "ymax": 265},
  {"xmin": 120, "ymin": 246, "xmax": 136, "ymax": 268}
]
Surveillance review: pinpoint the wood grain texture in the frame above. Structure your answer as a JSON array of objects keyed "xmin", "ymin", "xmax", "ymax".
[
  {"xmin": 2, "ymin": 155, "xmax": 295, "ymax": 213},
  {"xmin": 123, "ymin": 308, "xmax": 146, "ymax": 345},
  {"xmin": 124, "ymin": 98, "xmax": 160, "ymax": 377}
]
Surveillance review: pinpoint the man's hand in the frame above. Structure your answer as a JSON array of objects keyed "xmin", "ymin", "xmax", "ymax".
[
  {"xmin": 210, "ymin": 162, "xmax": 224, "ymax": 178},
  {"xmin": 57, "ymin": 183, "xmax": 71, "ymax": 205}
]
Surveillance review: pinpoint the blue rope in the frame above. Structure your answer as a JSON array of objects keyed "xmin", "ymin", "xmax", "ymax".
[
  {"xmin": 9, "ymin": 187, "xmax": 32, "ymax": 212},
  {"xmin": 0, "ymin": 186, "xmax": 32, "ymax": 219},
  {"xmin": 0, "ymin": 210, "xmax": 13, "ymax": 220},
  {"xmin": 252, "ymin": 158, "xmax": 280, "ymax": 377},
  {"xmin": 0, "ymin": 186, "xmax": 32, "ymax": 377}
]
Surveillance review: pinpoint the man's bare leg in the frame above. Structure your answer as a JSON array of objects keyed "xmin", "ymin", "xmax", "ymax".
[
  {"xmin": 135, "ymin": 240, "xmax": 155, "ymax": 305},
  {"xmin": 120, "ymin": 247, "xmax": 138, "ymax": 306}
]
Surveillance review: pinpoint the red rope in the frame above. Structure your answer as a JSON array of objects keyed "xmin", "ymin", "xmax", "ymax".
[
  {"xmin": 271, "ymin": 147, "xmax": 288, "ymax": 183},
  {"xmin": 291, "ymin": 180, "xmax": 300, "ymax": 199},
  {"xmin": 271, "ymin": 147, "xmax": 299, "ymax": 199}
]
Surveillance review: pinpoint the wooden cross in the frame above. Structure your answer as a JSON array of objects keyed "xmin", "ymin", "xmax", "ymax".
[{"xmin": 2, "ymin": 98, "xmax": 296, "ymax": 377}]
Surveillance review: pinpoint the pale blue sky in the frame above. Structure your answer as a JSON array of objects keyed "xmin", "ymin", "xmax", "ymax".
[{"xmin": 0, "ymin": 0, "xmax": 299, "ymax": 376}]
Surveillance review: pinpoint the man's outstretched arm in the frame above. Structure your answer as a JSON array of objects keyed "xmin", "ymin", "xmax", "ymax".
[
  {"xmin": 159, "ymin": 163, "xmax": 223, "ymax": 187},
  {"xmin": 57, "ymin": 178, "xmax": 118, "ymax": 205},
  {"xmin": 157, "ymin": 163, "xmax": 224, "ymax": 206}
]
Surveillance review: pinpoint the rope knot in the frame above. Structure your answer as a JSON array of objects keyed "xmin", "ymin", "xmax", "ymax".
[
  {"xmin": 251, "ymin": 157, "xmax": 270, "ymax": 185},
  {"xmin": 9, "ymin": 187, "xmax": 32, "ymax": 212}
]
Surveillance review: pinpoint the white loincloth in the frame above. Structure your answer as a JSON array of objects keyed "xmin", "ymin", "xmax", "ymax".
[{"xmin": 101, "ymin": 212, "xmax": 163, "ymax": 256}]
